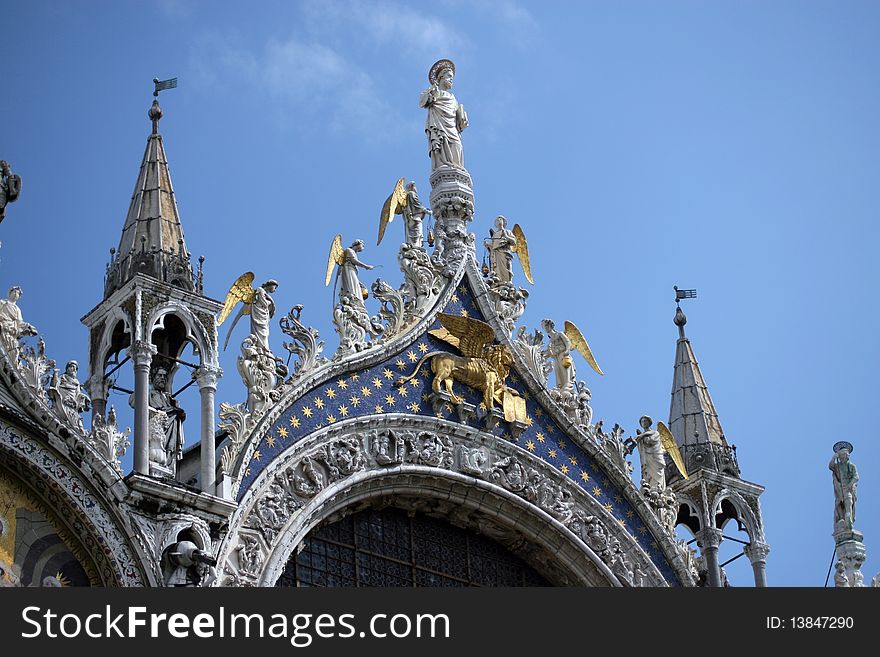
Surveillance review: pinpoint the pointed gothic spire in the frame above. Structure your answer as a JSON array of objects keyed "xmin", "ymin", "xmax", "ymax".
[
  {"xmin": 103, "ymin": 98, "xmax": 194, "ymax": 298},
  {"xmin": 668, "ymin": 303, "xmax": 727, "ymax": 449}
]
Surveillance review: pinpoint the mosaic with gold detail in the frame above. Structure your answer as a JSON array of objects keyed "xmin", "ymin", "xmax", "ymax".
[{"xmin": 238, "ymin": 281, "xmax": 678, "ymax": 584}]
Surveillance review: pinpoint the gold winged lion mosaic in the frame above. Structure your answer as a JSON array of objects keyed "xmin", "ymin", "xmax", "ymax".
[{"xmin": 397, "ymin": 313, "xmax": 526, "ymax": 423}]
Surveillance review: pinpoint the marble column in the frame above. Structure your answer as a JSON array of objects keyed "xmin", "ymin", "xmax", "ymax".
[
  {"xmin": 87, "ymin": 372, "xmax": 111, "ymax": 427},
  {"xmin": 744, "ymin": 542, "xmax": 770, "ymax": 587},
  {"xmin": 129, "ymin": 340, "xmax": 157, "ymax": 475},
  {"xmin": 696, "ymin": 527, "xmax": 723, "ymax": 587},
  {"xmin": 196, "ymin": 366, "xmax": 222, "ymax": 495}
]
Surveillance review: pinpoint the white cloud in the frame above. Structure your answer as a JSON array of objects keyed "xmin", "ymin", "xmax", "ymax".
[
  {"xmin": 188, "ymin": 31, "xmax": 404, "ymax": 140},
  {"xmin": 442, "ymin": 0, "xmax": 538, "ymax": 47},
  {"xmin": 302, "ymin": 0, "xmax": 466, "ymax": 56}
]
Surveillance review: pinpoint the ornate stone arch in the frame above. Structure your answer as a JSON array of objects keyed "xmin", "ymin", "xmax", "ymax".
[
  {"xmin": 0, "ymin": 418, "xmax": 153, "ymax": 586},
  {"xmin": 710, "ymin": 488, "xmax": 765, "ymax": 543},
  {"xmin": 674, "ymin": 496, "xmax": 704, "ymax": 536},
  {"xmin": 145, "ymin": 302, "xmax": 218, "ymax": 369},
  {"xmin": 94, "ymin": 306, "xmax": 133, "ymax": 366},
  {"xmin": 216, "ymin": 416, "xmax": 670, "ymax": 587}
]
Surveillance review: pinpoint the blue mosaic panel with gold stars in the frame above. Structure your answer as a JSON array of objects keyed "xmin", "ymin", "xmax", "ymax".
[{"xmin": 238, "ymin": 279, "xmax": 679, "ymax": 584}]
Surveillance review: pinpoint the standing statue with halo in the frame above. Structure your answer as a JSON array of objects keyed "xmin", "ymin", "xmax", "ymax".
[
  {"xmin": 419, "ymin": 59, "xmax": 475, "ymax": 275},
  {"xmin": 419, "ymin": 59, "xmax": 468, "ymax": 172}
]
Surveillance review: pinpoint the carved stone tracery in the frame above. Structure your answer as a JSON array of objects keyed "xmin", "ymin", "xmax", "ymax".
[{"xmin": 220, "ymin": 420, "xmax": 680, "ymax": 587}]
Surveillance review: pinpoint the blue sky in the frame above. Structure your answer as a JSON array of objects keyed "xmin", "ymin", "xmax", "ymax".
[{"xmin": 2, "ymin": 0, "xmax": 878, "ymax": 587}]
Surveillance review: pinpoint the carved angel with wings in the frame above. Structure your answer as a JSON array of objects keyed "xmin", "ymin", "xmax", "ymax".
[
  {"xmin": 398, "ymin": 313, "xmax": 522, "ymax": 421},
  {"xmin": 541, "ymin": 318, "xmax": 603, "ymax": 392},
  {"xmin": 625, "ymin": 417, "xmax": 689, "ymax": 492},
  {"xmin": 377, "ymin": 178, "xmax": 430, "ymax": 248},
  {"xmin": 217, "ymin": 273, "xmax": 279, "ymax": 353},
  {"xmin": 325, "ymin": 234, "xmax": 375, "ymax": 302},
  {"xmin": 484, "ymin": 216, "xmax": 533, "ymax": 285}
]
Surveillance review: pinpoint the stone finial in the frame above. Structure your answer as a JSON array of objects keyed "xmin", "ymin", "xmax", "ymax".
[
  {"xmin": 149, "ymin": 100, "xmax": 163, "ymax": 135},
  {"xmin": 674, "ymin": 306, "xmax": 687, "ymax": 339}
]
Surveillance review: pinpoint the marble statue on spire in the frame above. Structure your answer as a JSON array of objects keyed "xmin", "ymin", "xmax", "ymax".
[
  {"xmin": 830, "ymin": 441, "xmax": 858, "ymax": 531},
  {"xmin": 419, "ymin": 59, "xmax": 468, "ymax": 171}
]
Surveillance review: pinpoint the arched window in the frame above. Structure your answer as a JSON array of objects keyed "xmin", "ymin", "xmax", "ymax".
[{"xmin": 276, "ymin": 507, "xmax": 550, "ymax": 587}]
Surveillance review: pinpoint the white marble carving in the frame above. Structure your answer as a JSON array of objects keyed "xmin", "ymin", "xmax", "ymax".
[
  {"xmin": 0, "ymin": 286, "xmax": 37, "ymax": 362},
  {"xmin": 279, "ymin": 304, "xmax": 327, "ymax": 383},
  {"xmin": 47, "ymin": 360, "xmax": 91, "ymax": 433},
  {"xmin": 419, "ymin": 59, "xmax": 467, "ymax": 172},
  {"xmin": 89, "ymin": 406, "xmax": 130, "ymax": 473}
]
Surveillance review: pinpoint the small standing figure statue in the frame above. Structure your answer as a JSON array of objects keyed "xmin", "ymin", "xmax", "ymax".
[
  {"xmin": 419, "ymin": 59, "xmax": 468, "ymax": 171},
  {"xmin": 629, "ymin": 416, "xmax": 666, "ymax": 492},
  {"xmin": 624, "ymin": 415, "xmax": 683, "ymax": 536},
  {"xmin": 249, "ymin": 280, "xmax": 279, "ymax": 354},
  {"xmin": 0, "ymin": 286, "xmax": 37, "ymax": 360},
  {"xmin": 377, "ymin": 178, "xmax": 431, "ymax": 249},
  {"xmin": 403, "ymin": 181, "xmax": 429, "ymax": 248},
  {"xmin": 48, "ymin": 360, "xmax": 91, "ymax": 432},
  {"xmin": 219, "ymin": 274, "xmax": 280, "ymax": 356},
  {"xmin": 146, "ymin": 367, "xmax": 186, "ymax": 474},
  {"xmin": 484, "ymin": 216, "xmax": 517, "ymax": 285},
  {"xmin": 542, "ymin": 318, "xmax": 575, "ymax": 392},
  {"xmin": 830, "ymin": 441, "xmax": 858, "ymax": 531},
  {"xmin": 0, "ymin": 160, "xmax": 22, "ymax": 224},
  {"xmin": 326, "ymin": 235, "xmax": 384, "ymax": 355}
]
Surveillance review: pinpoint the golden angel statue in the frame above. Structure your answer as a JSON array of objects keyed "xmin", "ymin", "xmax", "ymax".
[
  {"xmin": 218, "ymin": 272, "xmax": 279, "ymax": 353},
  {"xmin": 397, "ymin": 313, "xmax": 524, "ymax": 422},
  {"xmin": 378, "ymin": 178, "xmax": 430, "ymax": 248},
  {"xmin": 541, "ymin": 318, "xmax": 602, "ymax": 392},
  {"xmin": 484, "ymin": 216, "xmax": 533, "ymax": 285}
]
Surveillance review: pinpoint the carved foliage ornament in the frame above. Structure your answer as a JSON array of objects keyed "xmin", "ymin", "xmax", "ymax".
[{"xmin": 227, "ymin": 426, "xmax": 665, "ymax": 587}]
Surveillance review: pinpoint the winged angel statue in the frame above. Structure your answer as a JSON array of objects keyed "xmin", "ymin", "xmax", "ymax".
[
  {"xmin": 398, "ymin": 313, "xmax": 526, "ymax": 423},
  {"xmin": 484, "ymin": 216, "xmax": 533, "ymax": 285},
  {"xmin": 217, "ymin": 273, "xmax": 279, "ymax": 353},
  {"xmin": 377, "ymin": 178, "xmax": 430, "ymax": 248},
  {"xmin": 218, "ymin": 273, "xmax": 284, "ymax": 413},
  {"xmin": 541, "ymin": 319, "xmax": 603, "ymax": 392},
  {"xmin": 625, "ymin": 417, "xmax": 689, "ymax": 490},
  {"xmin": 326, "ymin": 234, "xmax": 383, "ymax": 354}
]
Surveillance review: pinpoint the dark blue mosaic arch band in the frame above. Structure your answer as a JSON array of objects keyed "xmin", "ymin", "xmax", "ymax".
[{"xmin": 237, "ymin": 280, "xmax": 680, "ymax": 585}]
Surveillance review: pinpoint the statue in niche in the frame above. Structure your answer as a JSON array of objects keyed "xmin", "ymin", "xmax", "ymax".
[
  {"xmin": 146, "ymin": 367, "xmax": 186, "ymax": 472},
  {"xmin": 419, "ymin": 59, "xmax": 468, "ymax": 171}
]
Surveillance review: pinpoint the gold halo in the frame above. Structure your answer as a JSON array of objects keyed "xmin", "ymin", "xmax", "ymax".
[{"xmin": 429, "ymin": 59, "xmax": 456, "ymax": 85}]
